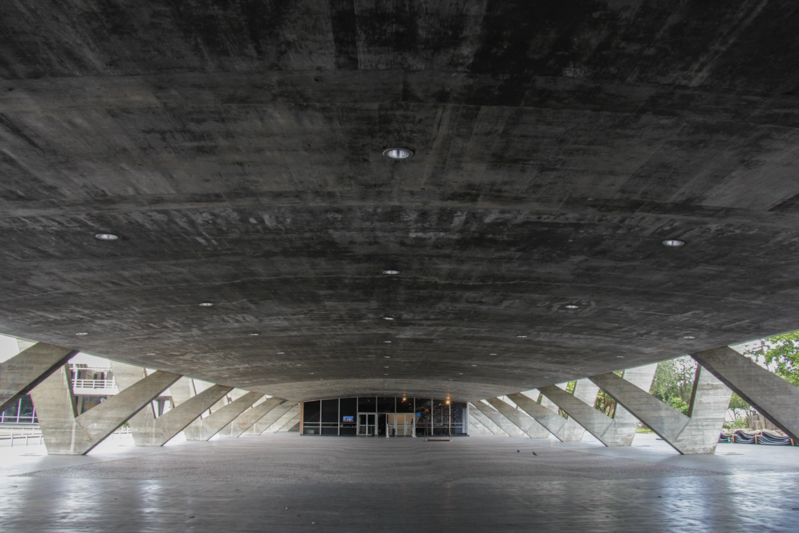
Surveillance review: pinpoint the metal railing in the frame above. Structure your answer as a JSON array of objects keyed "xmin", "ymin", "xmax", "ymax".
[
  {"xmin": 72, "ymin": 378, "xmax": 117, "ymax": 390},
  {"xmin": 0, "ymin": 426, "xmax": 43, "ymax": 447}
]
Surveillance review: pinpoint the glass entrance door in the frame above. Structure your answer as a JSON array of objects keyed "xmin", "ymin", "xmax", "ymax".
[{"xmin": 358, "ymin": 414, "xmax": 376, "ymax": 436}]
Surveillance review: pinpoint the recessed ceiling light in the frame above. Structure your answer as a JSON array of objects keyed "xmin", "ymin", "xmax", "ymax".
[
  {"xmin": 198, "ymin": 302, "xmax": 214, "ymax": 307},
  {"xmin": 489, "ymin": 353, "xmax": 498, "ymax": 356},
  {"xmin": 249, "ymin": 333, "xmax": 259, "ymax": 336},
  {"xmin": 384, "ymin": 356, "xmax": 390, "ymax": 359},
  {"xmin": 384, "ymin": 366, "xmax": 389, "ymax": 368},
  {"xmin": 383, "ymin": 270, "xmax": 400, "ymax": 275},
  {"xmin": 309, "ymin": 373, "xmax": 314, "ymax": 375},
  {"xmin": 616, "ymin": 356, "xmax": 625, "ymax": 358},
  {"xmin": 683, "ymin": 335, "xmax": 696, "ymax": 340},
  {"xmin": 94, "ymin": 233, "xmax": 118, "ymax": 241},
  {"xmin": 662, "ymin": 239, "xmax": 685, "ymax": 247},
  {"xmin": 146, "ymin": 352, "xmax": 156, "ymax": 356},
  {"xmin": 384, "ymin": 340, "xmax": 392, "ymax": 344},
  {"xmin": 458, "ymin": 372, "xmax": 463, "ymax": 375},
  {"xmin": 75, "ymin": 332, "xmax": 88, "ymax": 336},
  {"xmin": 382, "ymin": 148, "xmax": 413, "ymax": 160},
  {"xmin": 564, "ymin": 304, "xmax": 580, "ymax": 309},
  {"xmin": 383, "ymin": 316, "xmax": 395, "ymax": 321},
  {"xmin": 277, "ymin": 351, "xmax": 285, "ymax": 355},
  {"xmin": 471, "ymin": 364, "xmax": 477, "ymax": 367},
  {"xmin": 516, "ymin": 335, "xmax": 527, "ymax": 338}
]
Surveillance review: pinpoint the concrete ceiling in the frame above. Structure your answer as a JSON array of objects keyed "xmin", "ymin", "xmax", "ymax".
[{"xmin": 2, "ymin": 1, "xmax": 799, "ymax": 401}]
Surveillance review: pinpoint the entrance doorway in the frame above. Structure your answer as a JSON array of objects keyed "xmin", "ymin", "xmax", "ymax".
[
  {"xmin": 387, "ymin": 414, "xmax": 415, "ymax": 437},
  {"xmin": 358, "ymin": 414, "xmax": 376, "ymax": 436}
]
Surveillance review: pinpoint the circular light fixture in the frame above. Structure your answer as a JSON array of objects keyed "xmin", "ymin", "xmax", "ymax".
[
  {"xmin": 662, "ymin": 239, "xmax": 685, "ymax": 247},
  {"xmin": 489, "ymin": 353, "xmax": 498, "ymax": 356},
  {"xmin": 458, "ymin": 372, "xmax": 463, "ymax": 375},
  {"xmin": 471, "ymin": 364, "xmax": 477, "ymax": 367},
  {"xmin": 384, "ymin": 366, "xmax": 389, "ymax": 369},
  {"xmin": 683, "ymin": 335, "xmax": 696, "ymax": 340},
  {"xmin": 383, "ymin": 316, "xmax": 395, "ymax": 321},
  {"xmin": 382, "ymin": 270, "xmax": 400, "ymax": 275},
  {"xmin": 384, "ymin": 340, "xmax": 392, "ymax": 344},
  {"xmin": 75, "ymin": 332, "xmax": 88, "ymax": 336},
  {"xmin": 95, "ymin": 233, "xmax": 118, "ymax": 241},
  {"xmin": 384, "ymin": 356, "xmax": 390, "ymax": 359},
  {"xmin": 309, "ymin": 372, "xmax": 314, "ymax": 375},
  {"xmin": 198, "ymin": 302, "xmax": 214, "ymax": 307},
  {"xmin": 516, "ymin": 335, "xmax": 527, "ymax": 338},
  {"xmin": 616, "ymin": 356, "xmax": 625, "ymax": 358},
  {"xmin": 564, "ymin": 304, "xmax": 580, "ymax": 310},
  {"xmin": 146, "ymin": 352, "xmax": 156, "ymax": 356},
  {"xmin": 249, "ymin": 333, "xmax": 259, "ymax": 336},
  {"xmin": 446, "ymin": 400, "xmax": 451, "ymax": 404},
  {"xmin": 277, "ymin": 351, "xmax": 285, "ymax": 355},
  {"xmin": 382, "ymin": 148, "xmax": 414, "ymax": 160}
]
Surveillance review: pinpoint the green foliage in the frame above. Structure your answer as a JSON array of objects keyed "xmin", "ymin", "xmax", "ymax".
[
  {"xmin": 723, "ymin": 417, "xmax": 749, "ymax": 430},
  {"xmin": 728, "ymin": 393, "xmax": 749, "ymax": 411},
  {"xmin": 742, "ymin": 332, "xmax": 799, "ymax": 386},
  {"xmin": 594, "ymin": 389, "xmax": 616, "ymax": 417},
  {"xmin": 651, "ymin": 356, "xmax": 697, "ymax": 412}
]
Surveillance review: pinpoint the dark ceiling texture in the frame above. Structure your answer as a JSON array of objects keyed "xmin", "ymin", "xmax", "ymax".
[{"xmin": 2, "ymin": 1, "xmax": 799, "ymax": 401}]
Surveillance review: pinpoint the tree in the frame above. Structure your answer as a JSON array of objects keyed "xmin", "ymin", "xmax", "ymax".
[
  {"xmin": 650, "ymin": 356, "xmax": 696, "ymax": 415},
  {"xmin": 742, "ymin": 331, "xmax": 799, "ymax": 387}
]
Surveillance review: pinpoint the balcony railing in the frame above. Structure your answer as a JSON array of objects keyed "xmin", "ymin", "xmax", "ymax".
[{"xmin": 72, "ymin": 378, "xmax": 118, "ymax": 394}]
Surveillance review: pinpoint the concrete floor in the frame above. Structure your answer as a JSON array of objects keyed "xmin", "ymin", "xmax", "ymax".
[{"xmin": 1, "ymin": 434, "xmax": 798, "ymax": 532}]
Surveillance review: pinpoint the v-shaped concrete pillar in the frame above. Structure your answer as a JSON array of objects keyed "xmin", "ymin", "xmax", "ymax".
[
  {"xmin": 0, "ymin": 343, "xmax": 76, "ymax": 413},
  {"xmin": 185, "ymin": 391, "xmax": 263, "ymax": 440},
  {"xmin": 248, "ymin": 401, "xmax": 299, "ymax": 435},
  {"xmin": 590, "ymin": 364, "xmax": 732, "ymax": 454},
  {"xmin": 693, "ymin": 346, "xmax": 799, "ymax": 441},
  {"xmin": 539, "ymin": 364, "xmax": 658, "ymax": 447},
  {"xmin": 486, "ymin": 398, "xmax": 550, "ymax": 439},
  {"xmin": 31, "ymin": 365, "xmax": 179, "ymax": 454},
  {"xmin": 469, "ymin": 401, "xmax": 525, "ymax": 436},
  {"xmin": 219, "ymin": 398, "xmax": 286, "ymax": 438}
]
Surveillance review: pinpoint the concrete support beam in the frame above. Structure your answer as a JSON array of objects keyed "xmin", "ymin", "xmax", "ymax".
[
  {"xmin": 539, "ymin": 364, "xmax": 657, "ymax": 447},
  {"xmin": 467, "ymin": 414, "xmax": 492, "ymax": 434},
  {"xmin": 31, "ymin": 366, "xmax": 179, "ymax": 454},
  {"xmin": 486, "ymin": 397, "xmax": 550, "ymax": 439},
  {"xmin": 263, "ymin": 404, "xmax": 301, "ymax": 434},
  {"xmin": 218, "ymin": 398, "xmax": 286, "ymax": 438},
  {"xmin": 278, "ymin": 414, "xmax": 300, "ymax": 432},
  {"xmin": 590, "ymin": 365, "xmax": 732, "ymax": 454},
  {"xmin": 505, "ymin": 393, "xmax": 577, "ymax": 441},
  {"xmin": 469, "ymin": 408, "xmax": 507, "ymax": 435},
  {"xmin": 469, "ymin": 401, "xmax": 525, "ymax": 436},
  {"xmin": 693, "ymin": 346, "xmax": 799, "ymax": 441},
  {"xmin": 0, "ymin": 343, "xmax": 77, "ymax": 413},
  {"xmin": 134, "ymin": 384, "xmax": 232, "ymax": 446},
  {"xmin": 248, "ymin": 402, "xmax": 298, "ymax": 435},
  {"xmin": 554, "ymin": 379, "xmax": 600, "ymax": 441},
  {"xmin": 185, "ymin": 391, "xmax": 263, "ymax": 441}
]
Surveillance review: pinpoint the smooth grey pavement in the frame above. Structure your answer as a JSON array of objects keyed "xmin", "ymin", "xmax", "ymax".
[{"xmin": 1, "ymin": 433, "xmax": 798, "ymax": 532}]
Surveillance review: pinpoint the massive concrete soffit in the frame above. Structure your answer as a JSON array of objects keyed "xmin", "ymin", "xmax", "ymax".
[{"xmin": 1, "ymin": 2, "xmax": 799, "ymax": 401}]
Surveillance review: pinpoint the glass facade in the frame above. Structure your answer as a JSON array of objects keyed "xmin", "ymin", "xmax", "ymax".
[
  {"xmin": 0, "ymin": 395, "xmax": 37, "ymax": 424},
  {"xmin": 301, "ymin": 397, "xmax": 469, "ymax": 436}
]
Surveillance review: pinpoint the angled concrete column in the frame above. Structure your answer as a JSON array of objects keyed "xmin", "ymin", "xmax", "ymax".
[
  {"xmin": 133, "ymin": 384, "xmax": 232, "ymax": 446},
  {"xmin": 0, "ymin": 343, "xmax": 77, "ymax": 412},
  {"xmin": 590, "ymin": 365, "xmax": 732, "ymax": 454},
  {"xmin": 185, "ymin": 391, "xmax": 262, "ymax": 440},
  {"xmin": 278, "ymin": 414, "xmax": 301, "ymax": 432},
  {"xmin": 469, "ymin": 401, "xmax": 525, "ymax": 436},
  {"xmin": 248, "ymin": 401, "xmax": 298, "ymax": 435},
  {"xmin": 504, "ymin": 392, "xmax": 550, "ymax": 438},
  {"xmin": 693, "ymin": 346, "xmax": 799, "ymax": 441},
  {"xmin": 467, "ymin": 413, "xmax": 492, "ymax": 434},
  {"xmin": 469, "ymin": 408, "xmax": 507, "ymax": 435},
  {"xmin": 109, "ymin": 362, "xmax": 159, "ymax": 446},
  {"xmin": 31, "ymin": 366, "xmax": 179, "ymax": 454},
  {"xmin": 218, "ymin": 398, "xmax": 286, "ymax": 438},
  {"xmin": 539, "ymin": 364, "xmax": 657, "ymax": 447},
  {"xmin": 552, "ymin": 380, "xmax": 600, "ymax": 441},
  {"xmin": 263, "ymin": 404, "xmax": 301, "ymax": 434},
  {"xmin": 505, "ymin": 393, "xmax": 579, "ymax": 441},
  {"xmin": 486, "ymin": 397, "xmax": 550, "ymax": 439}
]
